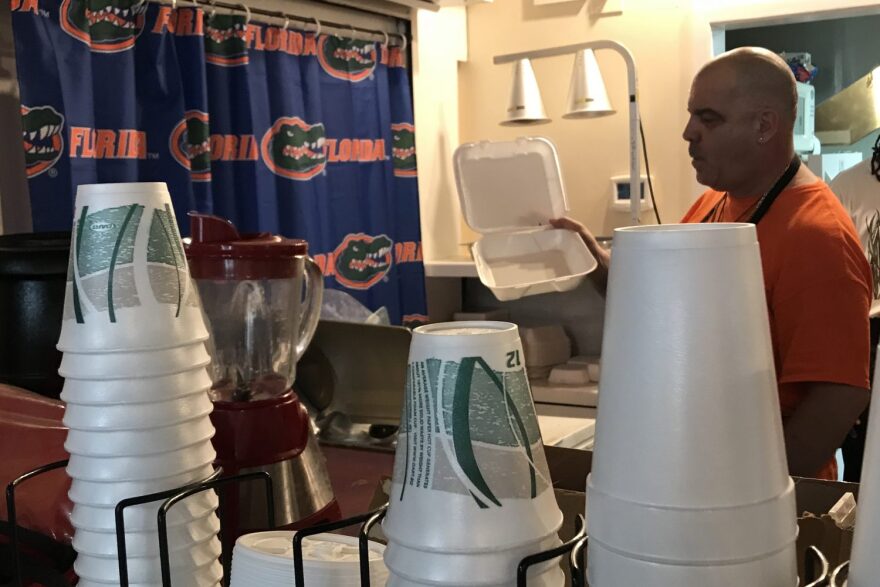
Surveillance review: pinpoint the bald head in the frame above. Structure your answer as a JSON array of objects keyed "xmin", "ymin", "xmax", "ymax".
[
  {"xmin": 683, "ymin": 47, "xmax": 800, "ymax": 195},
  {"xmin": 697, "ymin": 47, "xmax": 798, "ymax": 132}
]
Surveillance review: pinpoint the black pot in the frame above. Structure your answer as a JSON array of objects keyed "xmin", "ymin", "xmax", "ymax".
[{"xmin": 0, "ymin": 231, "xmax": 70, "ymax": 398}]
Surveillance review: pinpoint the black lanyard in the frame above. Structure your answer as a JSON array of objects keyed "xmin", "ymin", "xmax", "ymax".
[{"xmin": 701, "ymin": 155, "xmax": 801, "ymax": 225}]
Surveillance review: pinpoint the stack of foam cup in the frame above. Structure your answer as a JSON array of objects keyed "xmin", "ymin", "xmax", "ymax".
[
  {"xmin": 846, "ymin": 345, "xmax": 880, "ymax": 587},
  {"xmin": 383, "ymin": 322, "xmax": 565, "ymax": 586},
  {"xmin": 229, "ymin": 531, "xmax": 388, "ymax": 585},
  {"xmin": 587, "ymin": 224, "xmax": 798, "ymax": 586},
  {"xmin": 58, "ymin": 183, "xmax": 222, "ymax": 586}
]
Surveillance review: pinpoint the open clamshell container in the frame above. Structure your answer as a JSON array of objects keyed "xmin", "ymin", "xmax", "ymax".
[{"xmin": 453, "ymin": 137, "xmax": 597, "ymax": 301}]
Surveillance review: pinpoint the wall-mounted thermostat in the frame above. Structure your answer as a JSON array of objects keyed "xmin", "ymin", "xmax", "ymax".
[{"xmin": 610, "ymin": 175, "xmax": 653, "ymax": 211}]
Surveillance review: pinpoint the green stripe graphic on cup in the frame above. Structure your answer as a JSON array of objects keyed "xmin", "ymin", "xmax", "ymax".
[
  {"xmin": 443, "ymin": 360, "xmax": 541, "ymax": 446},
  {"xmin": 399, "ymin": 364, "xmax": 413, "ymax": 501},
  {"xmin": 450, "ymin": 357, "xmax": 539, "ymax": 506},
  {"xmin": 147, "ymin": 206, "xmax": 185, "ymax": 316},
  {"xmin": 107, "ymin": 205, "xmax": 140, "ymax": 323},
  {"xmin": 71, "ymin": 205, "xmax": 88, "ymax": 323},
  {"xmin": 453, "ymin": 357, "xmax": 504, "ymax": 508},
  {"xmin": 76, "ymin": 204, "xmax": 144, "ymax": 323},
  {"xmin": 481, "ymin": 363, "xmax": 538, "ymax": 499},
  {"xmin": 400, "ymin": 357, "xmax": 543, "ymax": 504}
]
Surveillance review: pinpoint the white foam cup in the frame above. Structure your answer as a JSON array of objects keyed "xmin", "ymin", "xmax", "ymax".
[
  {"xmin": 385, "ymin": 565, "xmax": 565, "ymax": 587},
  {"xmin": 846, "ymin": 358, "xmax": 880, "ymax": 587},
  {"xmin": 66, "ymin": 440, "xmax": 216, "ymax": 482},
  {"xmin": 63, "ymin": 392, "xmax": 213, "ymax": 431},
  {"xmin": 70, "ymin": 492, "xmax": 218, "ymax": 532},
  {"xmin": 58, "ymin": 182, "xmax": 209, "ymax": 353},
  {"xmin": 68, "ymin": 464, "xmax": 215, "ymax": 506},
  {"xmin": 60, "ymin": 366, "xmax": 213, "ymax": 404},
  {"xmin": 591, "ymin": 224, "xmax": 790, "ymax": 508},
  {"xmin": 587, "ymin": 538, "xmax": 798, "ymax": 587},
  {"xmin": 59, "ymin": 342, "xmax": 210, "ymax": 380},
  {"xmin": 73, "ymin": 512, "xmax": 220, "ymax": 558},
  {"xmin": 586, "ymin": 224, "xmax": 797, "ymax": 586},
  {"xmin": 65, "ymin": 416, "xmax": 215, "ymax": 457},
  {"xmin": 383, "ymin": 321, "xmax": 563, "ymax": 553},
  {"xmin": 73, "ymin": 539, "xmax": 221, "ymax": 584},
  {"xmin": 383, "ymin": 532, "xmax": 561, "ymax": 585}
]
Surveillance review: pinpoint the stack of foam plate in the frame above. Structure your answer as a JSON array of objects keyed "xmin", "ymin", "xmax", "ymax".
[{"xmin": 230, "ymin": 531, "xmax": 388, "ymax": 586}]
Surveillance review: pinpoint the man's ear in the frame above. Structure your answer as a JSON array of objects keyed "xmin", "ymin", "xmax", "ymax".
[{"xmin": 756, "ymin": 109, "xmax": 781, "ymax": 141}]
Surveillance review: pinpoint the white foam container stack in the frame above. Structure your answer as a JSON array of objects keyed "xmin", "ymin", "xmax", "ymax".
[{"xmin": 453, "ymin": 137, "xmax": 597, "ymax": 301}]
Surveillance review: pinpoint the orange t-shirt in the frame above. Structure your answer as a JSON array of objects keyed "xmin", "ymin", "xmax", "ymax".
[{"xmin": 681, "ymin": 181, "xmax": 872, "ymax": 480}]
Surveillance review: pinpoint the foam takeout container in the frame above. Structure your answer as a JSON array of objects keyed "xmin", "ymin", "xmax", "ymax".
[{"xmin": 453, "ymin": 137, "xmax": 596, "ymax": 301}]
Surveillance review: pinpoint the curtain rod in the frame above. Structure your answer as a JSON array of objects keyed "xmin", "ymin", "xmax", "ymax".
[{"xmin": 149, "ymin": 0, "xmax": 408, "ymax": 45}]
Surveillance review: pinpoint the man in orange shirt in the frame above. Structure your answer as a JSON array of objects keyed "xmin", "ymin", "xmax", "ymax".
[{"xmin": 554, "ymin": 47, "xmax": 871, "ymax": 479}]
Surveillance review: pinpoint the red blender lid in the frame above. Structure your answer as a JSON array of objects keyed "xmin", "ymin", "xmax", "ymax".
[{"xmin": 185, "ymin": 213, "xmax": 309, "ymax": 280}]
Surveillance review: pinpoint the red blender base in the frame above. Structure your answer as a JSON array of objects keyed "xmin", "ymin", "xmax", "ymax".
[{"xmin": 209, "ymin": 389, "xmax": 342, "ymax": 550}]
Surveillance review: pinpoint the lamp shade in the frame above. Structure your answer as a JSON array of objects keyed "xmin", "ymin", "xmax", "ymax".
[
  {"xmin": 501, "ymin": 59, "xmax": 550, "ymax": 126},
  {"xmin": 563, "ymin": 49, "xmax": 615, "ymax": 119}
]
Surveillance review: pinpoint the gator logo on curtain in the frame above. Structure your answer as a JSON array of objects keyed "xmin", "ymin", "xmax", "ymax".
[
  {"xmin": 317, "ymin": 36, "xmax": 377, "ymax": 82},
  {"xmin": 260, "ymin": 117, "xmax": 326, "ymax": 181},
  {"xmin": 20, "ymin": 105, "xmax": 64, "ymax": 179},
  {"xmin": 334, "ymin": 233, "xmax": 393, "ymax": 290},
  {"xmin": 391, "ymin": 123, "xmax": 416, "ymax": 178},
  {"xmin": 60, "ymin": 0, "xmax": 147, "ymax": 52},
  {"xmin": 205, "ymin": 14, "xmax": 249, "ymax": 66},
  {"xmin": 169, "ymin": 110, "xmax": 211, "ymax": 182}
]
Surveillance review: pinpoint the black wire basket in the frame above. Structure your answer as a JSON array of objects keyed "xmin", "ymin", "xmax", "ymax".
[{"xmin": 5, "ymin": 460, "xmax": 832, "ymax": 587}]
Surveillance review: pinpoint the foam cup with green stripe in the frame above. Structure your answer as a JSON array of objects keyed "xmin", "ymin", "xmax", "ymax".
[
  {"xmin": 383, "ymin": 321, "xmax": 563, "ymax": 559},
  {"xmin": 58, "ymin": 183, "xmax": 209, "ymax": 353}
]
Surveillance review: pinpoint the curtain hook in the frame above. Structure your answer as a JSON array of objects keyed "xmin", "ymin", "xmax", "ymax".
[
  {"xmin": 206, "ymin": 0, "xmax": 216, "ymax": 19},
  {"xmin": 238, "ymin": 3, "xmax": 250, "ymax": 25},
  {"xmin": 381, "ymin": 31, "xmax": 389, "ymax": 47},
  {"xmin": 170, "ymin": 0, "xmax": 176, "ymax": 11},
  {"xmin": 397, "ymin": 33, "xmax": 407, "ymax": 52},
  {"xmin": 282, "ymin": 15, "xmax": 290, "ymax": 30},
  {"xmin": 311, "ymin": 16, "xmax": 321, "ymax": 38}
]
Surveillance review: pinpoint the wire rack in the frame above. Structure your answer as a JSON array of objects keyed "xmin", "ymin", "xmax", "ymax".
[
  {"xmin": 5, "ymin": 460, "xmax": 833, "ymax": 587},
  {"xmin": 5, "ymin": 460, "xmax": 273, "ymax": 587}
]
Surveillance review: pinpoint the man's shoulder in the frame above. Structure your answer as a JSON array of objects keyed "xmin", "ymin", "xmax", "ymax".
[
  {"xmin": 770, "ymin": 183, "xmax": 868, "ymax": 277},
  {"xmin": 777, "ymin": 182, "xmax": 855, "ymax": 236}
]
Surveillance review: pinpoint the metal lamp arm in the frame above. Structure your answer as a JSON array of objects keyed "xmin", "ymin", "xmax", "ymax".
[{"xmin": 494, "ymin": 40, "xmax": 642, "ymax": 224}]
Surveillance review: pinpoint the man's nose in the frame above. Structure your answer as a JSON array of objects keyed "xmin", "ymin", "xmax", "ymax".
[{"xmin": 682, "ymin": 118, "xmax": 698, "ymax": 143}]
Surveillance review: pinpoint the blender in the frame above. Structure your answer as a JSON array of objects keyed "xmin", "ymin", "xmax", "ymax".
[{"xmin": 185, "ymin": 213, "xmax": 340, "ymax": 544}]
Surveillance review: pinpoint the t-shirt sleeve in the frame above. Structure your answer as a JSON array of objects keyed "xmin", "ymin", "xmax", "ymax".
[{"xmin": 771, "ymin": 227, "xmax": 871, "ymax": 389}]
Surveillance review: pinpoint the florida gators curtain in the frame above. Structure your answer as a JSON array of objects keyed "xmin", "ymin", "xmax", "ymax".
[{"xmin": 10, "ymin": 0, "xmax": 427, "ymax": 327}]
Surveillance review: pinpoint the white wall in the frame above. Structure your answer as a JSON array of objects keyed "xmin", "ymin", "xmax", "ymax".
[{"xmin": 412, "ymin": 6, "xmax": 469, "ymax": 262}]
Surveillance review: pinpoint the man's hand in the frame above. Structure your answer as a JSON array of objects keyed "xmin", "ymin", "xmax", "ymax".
[
  {"xmin": 550, "ymin": 217, "xmax": 610, "ymax": 294},
  {"xmin": 783, "ymin": 382, "xmax": 870, "ymax": 477}
]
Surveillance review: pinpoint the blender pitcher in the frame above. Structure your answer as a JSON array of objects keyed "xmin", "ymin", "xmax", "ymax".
[
  {"xmin": 185, "ymin": 213, "xmax": 323, "ymax": 399},
  {"xmin": 185, "ymin": 213, "xmax": 339, "ymax": 539}
]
